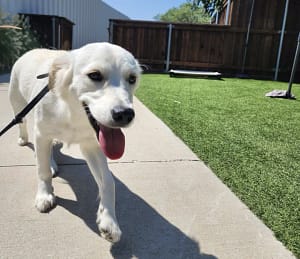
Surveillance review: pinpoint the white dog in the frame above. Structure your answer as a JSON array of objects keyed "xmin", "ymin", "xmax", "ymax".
[{"xmin": 8, "ymin": 42, "xmax": 141, "ymax": 243}]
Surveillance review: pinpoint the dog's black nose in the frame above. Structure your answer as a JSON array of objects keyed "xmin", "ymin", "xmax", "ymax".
[{"xmin": 111, "ymin": 107, "xmax": 135, "ymax": 125}]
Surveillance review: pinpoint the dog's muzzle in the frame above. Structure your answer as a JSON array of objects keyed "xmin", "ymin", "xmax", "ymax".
[{"xmin": 82, "ymin": 103, "xmax": 134, "ymax": 160}]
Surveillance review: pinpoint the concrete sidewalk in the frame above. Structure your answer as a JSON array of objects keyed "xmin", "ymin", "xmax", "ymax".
[{"xmin": 0, "ymin": 82, "xmax": 295, "ymax": 259}]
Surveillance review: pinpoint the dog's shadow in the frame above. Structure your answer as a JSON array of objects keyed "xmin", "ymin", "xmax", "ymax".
[{"xmin": 51, "ymin": 144, "xmax": 217, "ymax": 259}]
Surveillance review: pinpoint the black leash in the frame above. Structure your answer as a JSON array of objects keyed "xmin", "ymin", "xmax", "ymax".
[{"xmin": 0, "ymin": 73, "xmax": 49, "ymax": 137}]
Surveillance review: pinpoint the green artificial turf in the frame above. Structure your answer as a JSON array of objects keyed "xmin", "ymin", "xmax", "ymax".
[{"xmin": 136, "ymin": 74, "xmax": 300, "ymax": 258}]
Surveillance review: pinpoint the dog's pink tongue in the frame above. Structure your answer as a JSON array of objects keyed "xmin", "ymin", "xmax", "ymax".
[{"xmin": 98, "ymin": 126, "xmax": 125, "ymax": 160}]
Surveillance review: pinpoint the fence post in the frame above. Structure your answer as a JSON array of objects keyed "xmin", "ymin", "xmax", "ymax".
[
  {"xmin": 52, "ymin": 17, "xmax": 56, "ymax": 49},
  {"xmin": 165, "ymin": 24, "xmax": 173, "ymax": 72},
  {"xmin": 241, "ymin": 0, "xmax": 255, "ymax": 74},
  {"xmin": 108, "ymin": 20, "xmax": 114, "ymax": 43},
  {"xmin": 274, "ymin": 0, "xmax": 289, "ymax": 81},
  {"xmin": 58, "ymin": 22, "xmax": 61, "ymax": 49},
  {"xmin": 286, "ymin": 32, "xmax": 300, "ymax": 97},
  {"xmin": 225, "ymin": 0, "xmax": 231, "ymax": 25}
]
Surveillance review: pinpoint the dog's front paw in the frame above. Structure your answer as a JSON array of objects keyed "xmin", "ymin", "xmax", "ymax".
[
  {"xmin": 18, "ymin": 137, "xmax": 28, "ymax": 146},
  {"xmin": 97, "ymin": 209, "xmax": 122, "ymax": 243},
  {"xmin": 35, "ymin": 193, "xmax": 56, "ymax": 213}
]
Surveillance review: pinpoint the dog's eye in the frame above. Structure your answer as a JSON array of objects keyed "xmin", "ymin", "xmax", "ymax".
[
  {"xmin": 128, "ymin": 74, "xmax": 137, "ymax": 84},
  {"xmin": 88, "ymin": 71, "xmax": 103, "ymax": 82}
]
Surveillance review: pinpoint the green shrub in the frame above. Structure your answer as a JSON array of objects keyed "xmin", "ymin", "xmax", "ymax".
[{"xmin": 0, "ymin": 9, "xmax": 41, "ymax": 72}]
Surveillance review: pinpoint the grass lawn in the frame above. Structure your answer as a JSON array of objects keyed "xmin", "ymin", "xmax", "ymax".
[{"xmin": 136, "ymin": 74, "xmax": 300, "ymax": 258}]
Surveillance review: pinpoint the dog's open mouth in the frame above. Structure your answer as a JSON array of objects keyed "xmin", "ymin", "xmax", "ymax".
[{"xmin": 83, "ymin": 103, "xmax": 125, "ymax": 160}]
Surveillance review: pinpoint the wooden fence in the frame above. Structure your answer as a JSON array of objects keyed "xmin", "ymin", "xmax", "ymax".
[{"xmin": 109, "ymin": 19, "xmax": 299, "ymax": 81}]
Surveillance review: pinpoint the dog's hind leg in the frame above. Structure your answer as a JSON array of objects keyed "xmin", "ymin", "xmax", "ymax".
[
  {"xmin": 50, "ymin": 144, "xmax": 59, "ymax": 177},
  {"xmin": 50, "ymin": 140, "xmax": 63, "ymax": 177},
  {"xmin": 34, "ymin": 132, "xmax": 56, "ymax": 212},
  {"xmin": 17, "ymin": 119, "xmax": 28, "ymax": 146},
  {"xmin": 8, "ymin": 74, "xmax": 28, "ymax": 146}
]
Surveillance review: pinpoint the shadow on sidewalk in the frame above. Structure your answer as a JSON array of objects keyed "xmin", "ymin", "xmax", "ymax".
[{"xmin": 53, "ymin": 144, "xmax": 218, "ymax": 259}]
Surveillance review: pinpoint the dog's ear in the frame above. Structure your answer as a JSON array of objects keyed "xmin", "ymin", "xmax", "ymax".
[{"xmin": 48, "ymin": 52, "xmax": 73, "ymax": 92}]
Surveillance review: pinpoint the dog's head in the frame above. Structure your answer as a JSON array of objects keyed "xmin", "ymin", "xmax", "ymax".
[{"xmin": 49, "ymin": 42, "xmax": 141, "ymax": 159}]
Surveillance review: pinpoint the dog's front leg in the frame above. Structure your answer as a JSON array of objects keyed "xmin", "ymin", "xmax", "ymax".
[
  {"xmin": 34, "ymin": 132, "xmax": 56, "ymax": 212},
  {"xmin": 80, "ymin": 141, "xmax": 121, "ymax": 243}
]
